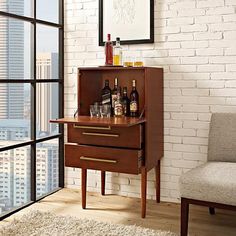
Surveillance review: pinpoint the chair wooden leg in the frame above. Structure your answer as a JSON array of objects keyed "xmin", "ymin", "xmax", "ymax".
[
  {"xmin": 209, "ymin": 207, "xmax": 215, "ymax": 215},
  {"xmin": 141, "ymin": 167, "xmax": 147, "ymax": 218},
  {"xmin": 155, "ymin": 160, "xmax": 161, "ymax": 203},
  {"xmin": 181, "ymin": 198, "xmax": 189, "ymax": 236},
  {"xmin": 81, "ymin": 168, "xmax": 87, "ymax": 209},
  {"xmin": 101, "ymin": 171, "xmax": 106, "ymax": 196}
]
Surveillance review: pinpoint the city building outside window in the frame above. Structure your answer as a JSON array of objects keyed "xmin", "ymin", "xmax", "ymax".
[{"xmin": 0, "ymin": 0, "xmax": 64, "ymax": 219}]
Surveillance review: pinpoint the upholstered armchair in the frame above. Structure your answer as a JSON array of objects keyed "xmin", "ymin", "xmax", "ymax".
[{"xmin": 179, "ymin": 113, "xmax": 236, "ymax": 236}]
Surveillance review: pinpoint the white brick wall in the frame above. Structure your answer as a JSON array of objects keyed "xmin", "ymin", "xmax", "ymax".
[{"xmin": 64, "ymin": 0, "xmax": 236, "ymax": 203}]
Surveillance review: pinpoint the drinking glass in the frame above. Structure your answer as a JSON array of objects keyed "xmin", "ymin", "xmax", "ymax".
[
  {"xmin": 100, "ymin": 104, "xmax": 111, "ymax": 118},
  {"xmin": 134, "ymin": 57, "xmax": 144, "ymax": 67},
  {"xmin": 123, "ymin": 56, "xmax": 133, "ymax": 67},
  {"xmin": 90, "ymin": 104, "xmax": 100, "ymax": 117}
]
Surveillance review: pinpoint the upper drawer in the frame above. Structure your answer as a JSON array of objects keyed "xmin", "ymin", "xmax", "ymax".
[{"xmin": 68, "ymin": 124, "xmax": 143, "ymax": 149}]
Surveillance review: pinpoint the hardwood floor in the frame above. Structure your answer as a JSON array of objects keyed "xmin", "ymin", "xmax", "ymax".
[{"xmin": 1, "ymin": 188, "xmax": 236, "ymax": 235}]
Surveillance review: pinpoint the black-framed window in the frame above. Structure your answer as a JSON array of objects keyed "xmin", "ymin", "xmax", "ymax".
[{"xmin": 0, "ymin": 0, "xmax": 64, "ymax": 219}]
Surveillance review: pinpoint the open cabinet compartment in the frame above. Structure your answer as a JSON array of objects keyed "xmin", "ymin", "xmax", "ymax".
[{"xmin": 78, "ymin": 67, "xmax": 145, "ymax": 116}]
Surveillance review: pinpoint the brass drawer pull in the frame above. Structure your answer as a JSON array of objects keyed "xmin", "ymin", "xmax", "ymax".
[
  {"xmin": 80, "ymin": 156, "xmax": 117, "ymax": 164},
  {"xmin": 74, "ymin": 125, "xmax": 111, "ymax": 130},
  {"xmin": 82, "ymin": 132, "xmax": 119, "ymax": 138}
]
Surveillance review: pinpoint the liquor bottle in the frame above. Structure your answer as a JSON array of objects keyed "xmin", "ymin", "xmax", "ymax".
[
  {"xmin": 113, "ymin": 37, "xmax": 122, "ymax": 66},
  {"xmin": 122, "ymin": 87, "xmax": 130, "ymax": 116},
  {"xmin": 105, "ymin": 34, "xmax": 113, "ymax": 66},
  {"xmin": 114, "ymin": 87, "xmax": 124, "ymax": 117},
  {"xmin": 130, "ymin": 80, "xmax": 139, "ymax": 117},
  {"xmin": 101, "ymin": 80, "xmax": 111, "ymax": 105},
  {"xmin": 111, "ymin": 77, "xmax": 118, "ymax": 114}
]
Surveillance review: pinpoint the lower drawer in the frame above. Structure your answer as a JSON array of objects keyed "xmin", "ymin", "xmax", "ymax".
[{"xmin": 65, "ymin": 144, "xmax": 143, "ymax": 174}]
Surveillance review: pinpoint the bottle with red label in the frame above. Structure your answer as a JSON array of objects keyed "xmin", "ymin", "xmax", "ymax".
[{"xmin": 105, "ymin": 34, "xmax": 113, "ymax": 66}]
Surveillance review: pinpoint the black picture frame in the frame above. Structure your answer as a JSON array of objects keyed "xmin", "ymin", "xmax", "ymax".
[{"xmin": 99, "ymin": 0, "xmax": 154, "ymax": 46}]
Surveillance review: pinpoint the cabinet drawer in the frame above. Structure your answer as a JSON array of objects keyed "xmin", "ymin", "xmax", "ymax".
[
  {"xmin": 65, "ymin": 144, "xmax": 143, "ymax": 174},
  {"xmin": 68, "ymin": 124, "xmax": 143, "ymax": 149}
]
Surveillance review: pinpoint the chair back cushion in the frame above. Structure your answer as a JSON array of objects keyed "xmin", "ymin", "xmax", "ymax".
[{"xmin": 208, "ymin": 113, "xmax": 236, "ymax": 162}]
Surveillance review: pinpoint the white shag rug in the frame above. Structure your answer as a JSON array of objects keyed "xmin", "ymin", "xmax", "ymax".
[{"xmin": 0, "ymin": 211, "xmax": 178, "ymax": 236}]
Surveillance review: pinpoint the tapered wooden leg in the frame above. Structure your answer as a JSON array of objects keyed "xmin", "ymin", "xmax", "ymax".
[
  {"xmin": 209, "ymin": 207, "xmax": 215, "ymax": 215},
  {"xmin": 181, "ymin": 198, "xmax": 189, "ymax": 236},
  {"xmin": 81, "ymin": 168, "xmax": 87, "ymax": 209},
  {"xmin": 155, "ymin": 160, "xmax": 161, "ymax": 203},
  {"xmin": 101, "ymin": 171, "xmax": 106, "ymax": 196},
  {"xmin": 141, "ymin": 167, "xmax": 147, "ymax": 218}
]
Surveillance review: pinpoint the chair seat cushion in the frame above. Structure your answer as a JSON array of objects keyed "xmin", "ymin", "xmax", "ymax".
[{"xmin": 179, "ymin": 162, "xmax": 236, "ymax": 206}]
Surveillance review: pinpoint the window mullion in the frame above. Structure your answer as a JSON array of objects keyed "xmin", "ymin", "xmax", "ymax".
[
  {"xmin": 58, "ymin": 0, "xmax": 65, "ymax": 188},
  {"xmin": 30, "ymin": 17, "xmax": 37, "ymax": 201}
]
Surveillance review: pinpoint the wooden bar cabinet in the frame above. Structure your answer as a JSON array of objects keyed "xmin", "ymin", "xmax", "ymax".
[{"xmin": 51, "ymin": 66, "xmax": 163, "ymax": 218}]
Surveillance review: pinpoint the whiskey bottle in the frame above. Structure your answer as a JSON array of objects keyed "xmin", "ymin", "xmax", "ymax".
[
  {"xmin": 105, "ymin": 34, "xmax": 113, "ymax": 66},
  {"xmin": 111, "ymin": 77, "xmax": 118, "ymax": 114},
  {"xmin": 122, "ymin": 87, "xmax": 130, "ymax": 116},
  {"xmin": 101, "ymin": 80, "xmax": 111, "ymax": 105},
  {"xmin": 114, "ymin": 87, "xmax": 124, "ymax": 117},
  {"xmin": 113, "ymin": 37, "xmax": 122, "ymax": 66},
  {"xmin": 130, "ymin": 80, "xmax": 139, "ymax": 117}
]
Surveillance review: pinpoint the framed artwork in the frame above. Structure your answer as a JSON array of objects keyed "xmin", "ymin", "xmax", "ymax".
[{"xmin": 99, "ymin": 0, "xmax": 154, "ymax": 46}]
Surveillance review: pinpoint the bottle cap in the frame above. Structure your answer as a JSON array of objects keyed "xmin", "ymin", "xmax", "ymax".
[
  {"xmin": 107, "ymin": 34, "xmax": 111, "ymax": 40},
  {"xmin": 116, "ymin": 37, "xmax": 120, "ymax": 42}
]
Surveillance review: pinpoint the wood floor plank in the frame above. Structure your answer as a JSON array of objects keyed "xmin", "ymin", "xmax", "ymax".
[{"xmin": 1, "ymin": 188, "xmax": 236, "ymax": 235}]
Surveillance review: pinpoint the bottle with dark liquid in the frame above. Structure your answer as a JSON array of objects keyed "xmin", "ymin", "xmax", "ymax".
[
  {"xmin": 105, "ymin": 34, "xmax": 113, "ymax": 66},
  {"xmin": 122, "ymin": 87, "xmax": 130, "ymax": 116},
  {"xmin": 130, "ymin": 80, "xmax": 139, "ymax": 117},
  {"xmin": 101, "ymin": 80, "xmax": 111, "ymax": 105},
  {"xmin": 111, "ymin": 77, "xmax": 118, "ymax": 114}
]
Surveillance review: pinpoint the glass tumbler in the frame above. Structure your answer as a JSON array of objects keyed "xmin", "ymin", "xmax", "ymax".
[
  {"xmin": 134, "ymin": 57, "xmax": 144, "ymax": 67},
  {"xmin": 123, "ymin": 56, "xmax": 133, "ymax": 67},
  {"xmin": 90, "ymin": 104, "xmax": 100, "ymax": 117},
  {"xmin": 100, "ymin": 104, "xmax": 111, "ymax": 118}
]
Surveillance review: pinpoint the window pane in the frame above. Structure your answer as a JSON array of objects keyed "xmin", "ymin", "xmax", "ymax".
[
  {"xmin": 0, "ymin": 0, "xmax": 32, "ymax": 17},
  {"xmin": 36, "ymin": 139, "xmax": 59, "ymax": 198},
  {"xmin": 0, "ymin": 16, "xmax": 32, "ymax": 80},
  {"xmin": 36, "ymin": 25, "xmax": 59, "ymax": 80},
  {"xmin": 0, "ymin": 84, "xmax": 31, "ymax": 148},
  {"xmin": 36, "ymin": 83, "xmax": 59, "ymax": 138},
  {"xmin": 0, "ymin": 146, "xmax": 31, "ymax": 216},
  {"xmin": 37, "ymin": 0, "xmax": 59, "ymax": 24}
]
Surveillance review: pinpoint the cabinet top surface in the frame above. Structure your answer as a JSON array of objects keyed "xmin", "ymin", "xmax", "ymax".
[
  {"xmin": 78, "ymin": 66, "xmax": 163, "ymax": 71},
  {"xmin": 50, "ymin": 116, "xmax": 146, "ymax": 127}
]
